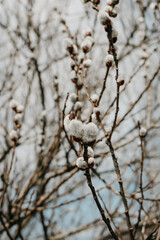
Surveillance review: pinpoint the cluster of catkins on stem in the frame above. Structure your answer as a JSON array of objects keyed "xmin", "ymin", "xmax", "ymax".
[
  {"xmin": 63, "ymin": 12, "xmax": 103, "ymax": 170},
  {"xmin": 9, "ymin": 99, "xmax": 24, "ymax": 143},
  {"xmin": 64, "ymin": 111, "xmax": 97, "ymax": 170},
  {"xmin": 97, "ymin": 0, "xmax": 120, "ymax": 68},
  {"xmin": 63, "ymin": 25, "xmax": 94, "ymax": 90},
  {"xmin": 64, "ymin": 91, "xmax": 98, "ymax": 170},
  {"xmin": 64, "ymin": 113, "xmax": 98, "ymax": 144}
]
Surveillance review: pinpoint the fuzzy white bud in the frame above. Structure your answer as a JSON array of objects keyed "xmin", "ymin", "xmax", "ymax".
[
  {"xmin": 78, "ymin": 52, "xmax": 85, "ymax": 62},
  {"xmin": 69, "ymin": 119, "xmax": 84, "ymax": 139},
  {"xmin": 83, "ymin": 59, "xmax": 92, "ymax": 68},
  {"xmin": 104, "ymin": 5, "xmax": 112, "ymax": 14},
  {"xmin": 93, "ymin": 107, "xmax": 100, "ymax": 115},
  {"xmin": 140, "ymin": 127, "xmax": 147, "ymax": 137},
  {"xmin": 69, "ymin": 93, "xmax": 77, "ymax": 103},
  {"xmin": 9, "ymin": 99, "xmax": 19, "ymax": 109},
  {"xmin": 9, "ymin": 130, "xmax": 18, "ymax": 140},
  {"xmin": 14, "ymin": 113, "xmax": 23, "ymax": 122},
  {"xmin": 85, "ymin": 36, "xmax": 94, "ymax": 44},
  {"xmin": 63, "ymin": 38, "xmax": 73, "ymax": 50},
  {"xmin": 137, "ymin": 17, "xmax": 144, "ymax": 24},
  {"xmin": 83, "ymin": 27, "xmax": 92, "ymax": 37},
  {"xmin": 75, "ymin": 101, "xmax": 82, "ymax": 111},
  {"xmin": 41, "ymin": 110, "xmax": 47, "ymax": 118},
  {"xmin": 81, "ymin": 38, "xmax": 92, "ymax": 53},
  {"xmin": 17, "ymin": 104, "xmax": 24, "ymax": 113},
  {"xmin": 112, "ymin": 29, "xmax": 118, "ymax": 38},
  {"xmin": 150, "ymin": 2, "xmax": 157, "ymax": 11},
  {"xmin": 83, "ymin": 122, "xmax": 98, "ymax": 143},
  {"xmin": 105, "ymin": 54, "xmax": 114, "ymax": 67},
  {"xmin": 73, "ymin": 44, "xmax": 78, "ymax": 54},
  {"xmin": 98, "ymin": 10, "xmax": 111, "ymax": 25},
  {"xmin": 64, "ymin": 115, "xmax": 71, "ymax": 132},
  {"xmin": 88, "ymin": 147, "xmax": 94, "ymax": 157},
  {"xmin": 107, "ymin": 0, "xmax": 112, "ymax": 4},
  {"xmin": 91, "ymin": 113, "xmax": 97, "ymax": 124},
  {"xmin": 91, "ymin": 94, "xmax": 99, "ymax": 103},
  {"xmin": 76, "ymin": 157, "xmax": 88, "ymax": 170},
  {"xmin": 70, "ymin": 70, "xmax": 77, "ymax": 80},
  {"xmin": 104, "ymin": 6, "xmax": 117, "ymax": 17},
  {"xmin": 88, "ymin": 157, "xmax": 95, "ymax": 166},
  {"xmin": 137, "ymin": 141, "xmax": 141, "ymax": 147}
]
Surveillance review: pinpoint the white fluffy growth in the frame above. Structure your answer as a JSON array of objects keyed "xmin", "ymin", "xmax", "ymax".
[
  {"xmin": 14, "ymin": 113, "xmax": 23, "ymax": 122},
  {"xmin": 91, "ymin": 94, "xmax": 99, "ymax": 103},
  {"xmin": 76, "ymin": 157, "xmax": 88, "ymax": 169},
  {"xmin": 88, "ymin": 157, "xmax": 95, "ymax": 165},
  {"xmin": 17, "ymin": 104, "xmax": 24, "ymax": 113},
  {"xmin": 93, "ymin": 107, "xmax": 101, "ymax": 115},
  {"xmin": 64, "ymin": 115, "xmax": 71, "ymax": 132},
  {"xmin": 75, "ymin": 101, "xmax": 82, "ymax": 111},
  {"xmin": 73, "ymin": 44, "xmax": 78, "ymax": 54},
  {"xmin": 9, "ymin": 130, "xmax": 18, "ymax": 139},
  {"xmin": 69, "ymin": 93, "xmax": 77, "ymax": 103},
  {"xmin": 78, "ymin": 52, "xmax": 85, "ymax": 62},
  {"xmin": 63, "ymin": 38, "xmax": 73, "ymax": 50},
  {"xmin": 112, "ymin": 29, "xmax": 118, "ymax": 38},
  {"xmin": 83, "ymin": 122, "xmax": 98, "ymax": 143},
  {"xmin": 104, "ymin": 5, "xmax": 112, "ymax": 14},
  {"xmin": 69, "ymin": 119, "xmax": 84, "ymax": 138},
  {"xmin": 83, "ymin": 27, "xmax": 92, "ymax": 37},
  {"xmin": 106, "ymin": 0, "xmax": 113, "ymax": 5},
  {"xmin": 140, "ymin": 127, "xmax": 147, "ymax": 137},
  {"xmin": 85, "ymin": 36, "xmax": 94, "ymax": 44},
  {"xmin": 70, "ymin": 70, "xmax": 76, "ymax": 80},
  {"xmin": 81, "ymin": 38, "xmax": 92, "ymax": 52},
  {"xmin": 83, "ymin": 59, "xmax": 92, "ymax": 68},
  {"xmin": 105, "ymin": 54, "xmax": 114, "ymax": 65},
  {"xmin": 41, "ymin": 110, "xmax": 47, "ymax": 118},
  {"xmin": 150, "ymin": 2, "xmax": 157, "ymax": 11},
  {"xmin": 98, "ymin": 10, "xmax": 110, "ymax": 25},
  {"xmin": 91, "ymin": 113, "xmax": 97, "ymax": 124},
  {"xmin": 77, "ymin": 76, "xmax": 82, "ymax": 86},
  {"xmin": 137, "ymin": 141, "xmax": 141, "ymax": 147},
  {"xmin": 137, "ymin": 17, "xmax": 144, "ymax": 24},
  {"xmin": 9, "ymin": 99, "xmax": 19, "ymax": 109},
  {"xmin": 88, "ymin": 147, "xmax": 94, "ymax": 157}
]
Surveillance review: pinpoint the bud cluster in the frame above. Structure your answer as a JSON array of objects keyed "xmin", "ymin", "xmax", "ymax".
[
  {"xmin": 63, "ymin": 25, "xmax": 95, "ymax": 92},
  {"xmin": 9, "ymin": 99, "xmax": 24, "ymax": 142},
  {"xmin": 76, "ymin": 146, "xmax": 95, "ymax": 170},
  {"xmin": 81, "ymin": 34, "xmax": 94, "ymax": 54},
  {"xmin": 140, "ymin": 127, "xmax": 147, "ymax": 137},
  {"xmin": 97, "ymin": 0, "xmax": 119, "ymax": 67},
  {"xmin": 64, "ymin": 116, "xmax": 98, "ymax": 145}
]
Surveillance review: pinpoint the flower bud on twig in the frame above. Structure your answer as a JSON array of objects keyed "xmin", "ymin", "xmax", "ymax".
[
  {"xmin": 98, "ymin": 10, "xmax": 111, "ymax": 25},
  {"xmin": 105, "ymin": 54, "xmax": 114, "ymax": 67},
  {"xmin": 76, "ymin": 157, "xmax": 88, "ymax": 170}
]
